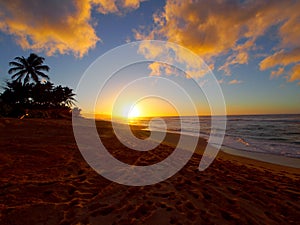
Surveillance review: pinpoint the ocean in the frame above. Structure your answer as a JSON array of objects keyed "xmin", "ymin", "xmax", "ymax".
[{"xmin": 133, "ymin": 114, "xmax": 300, "ymax": 158}]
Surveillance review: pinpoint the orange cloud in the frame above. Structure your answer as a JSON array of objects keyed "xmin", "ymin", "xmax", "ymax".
[
  {"xmin": 92, "ymin": 0, "xmax": 118, "ymax": 14},
  {"xmin": 135, "ymin": 0, "xmax": 300, "ymax": 83},
  {"xmin": 260, "ymin": 48, "xmax": 300, "ymax": 70},
  {"xmin": 289, "ymin": 64, "xmax": 300, "ymax": 82},
  {"xmin": 270, "ymin": 67, "xmax": 285, "ymax": 79},
  {"xmin": 0, "ymin": 0, "xmax": 143, "ymax": 57},
  {"xmin": 228, "ymin": 79, "xmax": 243, "ymax": 85},
  {"xmin": 122, "ymin": 0, "xmax": 142, "ymax": 9},
  {"xmin": 260, "ymin": 48, "xmax": 300, "ymax": 81},
  {"xmin": 138, "ymin": 40, "xmax": 212, "ymax": 78},
  {"xmin": 148, "ymin": 62, "xmax": 163, "ymax": 76},
  {"xmin": 92, "ymin": 0, "xmax": 143, "ymax": 14}
]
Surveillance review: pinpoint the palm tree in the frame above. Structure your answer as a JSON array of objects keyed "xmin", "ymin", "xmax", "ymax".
[
  {"xmin": 8, "ymin": 53, "xmax": 50, "ymax": 85},
  {"xmin": 30, "ymin": 81, "xmax": 54, "ymax": 107},
  {"xmin": 52, "ymin": 85, "xmax": 76, "ymax": 107},
  {"xmin": 3, "ymin": 80, "xmax": 32, "ymax": 105},
  {"xmin": 62, "ymin": 86, "xmax": 76, "ymax": 107}
]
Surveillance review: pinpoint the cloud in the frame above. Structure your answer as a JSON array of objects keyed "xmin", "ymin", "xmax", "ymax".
[
  {"xmin": 260, "ymin": 48, "xmax": 300, "ymax": 81},
  {"xmin": 260, "ymin": 48, "xmax": 300, "ymax": 70},
  {"xmin": 148, "ymin": 62, "xmax": 164, "ymax": 76},
  {"xmin": 270, "ymin": 67, "xmax": 285, "ymax": 79},
  {"xmin": 92, "ymin": 0, "xmax": 143, "ymax": 14},
  {"xmin": 135, "ymin": 0, "xmax": 300, "ymax": 83},
  {"xmin": 137, "ymin": 40, "xmax": 213, "ymax": 78},
  {"xmin": 122, "ymin": 0, "xmax": 142, "ymax": 9},
  {"xmin": 218, "ymin": 78, "xmax": 242, "ymax": 85},
  {"xmin": 289, "ymin": 64, "xmax": 300, "ymax": 82},
  {"xmin": 92, "ymin": 0, "xmax": 119, "ymax": 14},
  {"xmin": 218, "ymin": 40, "xmax": 253, "ymax": 75},
  {"xmin": 218, "ymin": 79, "xmax": 224, "ymax": 84},
  {"xmin": 228, "ymin": 79, "xmax": 243, "ymax": 85},
  {"xmin": 0, "ymin": 0, "xmax": 143, "ymax": 57}
]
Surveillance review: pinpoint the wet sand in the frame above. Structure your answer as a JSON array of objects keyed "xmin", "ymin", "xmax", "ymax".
[{"xmin": 0, "ymin": 118, "xmax": 299, "ymax": 224}]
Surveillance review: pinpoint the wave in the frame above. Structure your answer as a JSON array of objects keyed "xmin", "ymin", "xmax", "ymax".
[
  {"xmin": 138, "ymin": 114, "xmax": 300, "ymax": 158},
  {"xmin": 236, "ymin": 137, "xmax": 250, "ymax": 146}
]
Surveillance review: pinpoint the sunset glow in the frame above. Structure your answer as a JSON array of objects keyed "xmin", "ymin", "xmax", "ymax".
[{"xmin": 127, "ymin": 105, "xmax": 141, "ymax": 119}]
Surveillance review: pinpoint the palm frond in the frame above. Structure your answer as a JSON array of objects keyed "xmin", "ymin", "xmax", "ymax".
[
  {"xmin": 14, "ymin": 56, "xmax": 26, "ymax": 64},
  {"xmin": 35, "ymin": 65, "xmax": 50, "ymax": 71},
  {"xmin": 16, "ymin": 77, "xmax": 22, "ymax": 83},
  {"xmin": 36, "ymin": 71, "xmax": 50, "ymax": 80},
  {"xmin": 9, "ymin": 61, "xmax": 24, "ymax": 68},
  {"xmin": 8, "ymin": 67, "xmax": 23, "ymax": 74},
  {"xmin": 11, "ymin": 70, "xmax": 26, "ymax": 79},
  {"xmin": 31, "ymin": 72, "xmax": 39, "ymax": 83},
  {"xmin": 24, "ymin": 74, "xmax": 30, "ymax": 85},
  {"xmin": 29, "ymin": 53, "xmax": 45, "ymax": 66}
]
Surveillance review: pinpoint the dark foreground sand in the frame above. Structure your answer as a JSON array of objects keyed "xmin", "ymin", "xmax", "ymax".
[{"xmin": 0, "ymin": 118, "xmax": 299, "ymax": 225}]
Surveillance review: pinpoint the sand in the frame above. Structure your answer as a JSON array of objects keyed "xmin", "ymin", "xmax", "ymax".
[{"xmin": 0, "ymin": 118, "xmax": 299, "ymax": 225}]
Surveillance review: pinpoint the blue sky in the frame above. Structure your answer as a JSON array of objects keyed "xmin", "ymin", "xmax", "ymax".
[{"xmin": 0, "ymin": 0, "xmax": 299, "ymax": 116}]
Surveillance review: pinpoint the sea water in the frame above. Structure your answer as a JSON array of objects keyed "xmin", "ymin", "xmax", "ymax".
[{"xmin": 135, "ymin": 114, "xmax": 300, "ymax": 158}]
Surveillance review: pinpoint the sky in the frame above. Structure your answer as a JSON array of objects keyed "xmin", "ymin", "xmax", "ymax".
[{"xmin": 0, "ymin": 0, "xmax": 300, "ymax": 117}]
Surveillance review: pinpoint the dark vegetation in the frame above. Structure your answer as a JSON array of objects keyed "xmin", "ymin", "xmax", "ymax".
[{"xmin": 0, "ymin": 53, "xmax": 79, "ymax": 118}]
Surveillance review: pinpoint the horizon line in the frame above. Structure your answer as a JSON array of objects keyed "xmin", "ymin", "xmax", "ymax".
[{"xmin": 81, "ymin": 112, "xmax": 300, "ymax": 119}]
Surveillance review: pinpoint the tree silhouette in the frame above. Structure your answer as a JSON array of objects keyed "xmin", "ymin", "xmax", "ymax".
[
  {"xmin": 3, "ymin": 80, "xmax": 31, "ymax": 105},
  {"xmin": 52, "ymin": 86, "xmax": 76, "ymax": 107},
  {"xmin": 0, "ymin": 80, "xmax": 76, "ymax": 118},
  {"xmin": 1, "ymin": 54, "xmax": 77, "ymax": 118},
  {"xmin": 30, "ymin": 81, "xmax": 54, "ymax": 107},
  {"xmin": 0, "ymin": 80, "xmax": 31, "ymax": 116},
  {"xmin": 8, "ymin": 53, "xmax": 50, "ymax": 85}
]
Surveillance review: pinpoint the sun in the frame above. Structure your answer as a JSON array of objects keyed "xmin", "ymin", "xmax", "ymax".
[{"xmin": 128, "ymin": 105, "xmax": 141, "ymax": 119}]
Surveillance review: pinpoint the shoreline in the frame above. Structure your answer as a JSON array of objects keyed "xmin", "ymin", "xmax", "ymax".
[
  {"xmin": 144, "ymin": 129, "xmax": 300, "ymax": 170},
  {"xmin": 44, "ymin": 117, "xmax": 300, "ymax": 171},
  {"xmin": 94, "ymin": 117, "xmax": 300, "ymax": 171},
  {"xmin": 220, "ymin": 146, "xmax": 300, "ymax": 169}
]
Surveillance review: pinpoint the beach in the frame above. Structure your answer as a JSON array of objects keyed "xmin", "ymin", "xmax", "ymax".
[{"xmin": 0, "ymin": 118, "xmax": 299, "ymax": 225}]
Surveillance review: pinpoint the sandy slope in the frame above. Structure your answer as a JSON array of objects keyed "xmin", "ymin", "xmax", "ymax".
[{"xmin": 0, "ymin": 118, "xmax": 299, "ymax": 225}]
